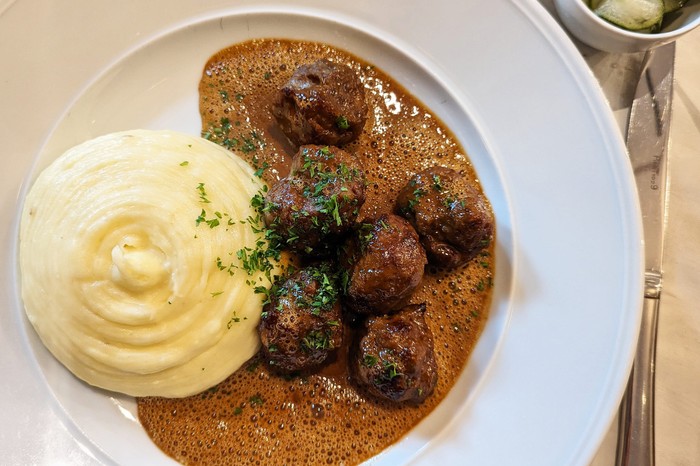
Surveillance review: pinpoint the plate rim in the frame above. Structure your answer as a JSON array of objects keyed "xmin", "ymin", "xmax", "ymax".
[{"xmin": 0, "ymin": 1, "xmax": 643, "ymax": 465}]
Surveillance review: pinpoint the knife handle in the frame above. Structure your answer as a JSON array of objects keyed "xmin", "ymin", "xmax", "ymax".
[{"xmin": 616, "ymin": 294, "xmax": 660, "ymax": 466}]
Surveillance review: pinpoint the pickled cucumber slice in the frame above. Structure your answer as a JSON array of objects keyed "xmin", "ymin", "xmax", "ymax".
[
  {"xmin": 594, "ymin": 0, "xmax": 665, "ymax": 30},
  {"xmin": 663, "ymin": 0, "xmax": 686, "ymax": 13}
]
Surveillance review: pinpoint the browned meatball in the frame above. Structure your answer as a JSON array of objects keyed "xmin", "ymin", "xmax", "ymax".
[
  {"xmin": 258, "ymin": 263, "xmax": 343, "ymax": 373},
  {"xmin": 272, "ymin": 59, "xmax": 368, "ymax": 147},
  {"xmin": 350, "ymin": 303, "xmax": 437, "ymax": 403},
  {"xmin": 395, "ymin": 166, "xmax": 494, "ymax": 269},
  {"xmin": 264, "ymin": 145, "xmax": 366, "ymax": 256},
  {"xmin": 341, "ymin": 214, "xmax": 426, "ymax": 315}
]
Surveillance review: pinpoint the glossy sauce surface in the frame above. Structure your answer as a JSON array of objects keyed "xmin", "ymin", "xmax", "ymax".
[{"xmin": 137, "ymin": 39, "xmax": 494, "ymax": 466}]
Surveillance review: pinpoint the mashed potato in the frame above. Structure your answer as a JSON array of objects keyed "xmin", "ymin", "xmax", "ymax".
[{"xmin": 19, "ymin": 130, "xmax": 278, "ymax": 397}]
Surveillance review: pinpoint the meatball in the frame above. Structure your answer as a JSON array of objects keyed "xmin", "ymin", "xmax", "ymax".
[
  {"xmin": 258, "ymin": 263, "xmax": 343, "ymax": 373},
  {"xmin": 395, "ymin": 166, "xmax": 494, "ymax": 269},
  {"xmin": 341, "ymin": 214, "xmax": 426, "ymax": 315},
  {"xmin": 272, "ymin": 59, "xmax": 368, "ymax": 147},
  {"xmin": 350, "ymin": 303, "xmax": 437, "ymax": 403},
  {"xmin": 264, "ymin": 144, "xmax": 366, "ymax": 255}
]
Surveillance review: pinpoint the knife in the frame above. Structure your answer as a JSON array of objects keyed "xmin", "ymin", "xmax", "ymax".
[{"xmin": 615, "ymin": 42, "xmax": 675, "ymax": 466}]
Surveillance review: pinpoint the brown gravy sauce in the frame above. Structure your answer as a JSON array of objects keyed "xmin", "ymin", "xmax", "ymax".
[{"xmin": 137, "ymin": 39, "xmax": 494, "ymax": 466}]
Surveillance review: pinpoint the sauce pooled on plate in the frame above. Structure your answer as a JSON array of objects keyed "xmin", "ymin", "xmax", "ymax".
[{"xmin": 137, "ymin": 39, "xmax": 495, "ymax": 466}]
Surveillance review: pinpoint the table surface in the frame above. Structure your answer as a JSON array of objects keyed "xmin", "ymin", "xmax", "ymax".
[
  {"xmin": 592, "ymin": 27, "xmax": 700, "ymax": 466},
  {"xmin": 539, "ymin": 3, "xmax": 700, "ymax": 465}
]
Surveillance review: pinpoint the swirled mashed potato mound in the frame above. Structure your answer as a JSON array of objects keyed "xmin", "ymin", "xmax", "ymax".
[{"xmin": 19, "ymin": 130, "xmax": 277, "ymax": 397}]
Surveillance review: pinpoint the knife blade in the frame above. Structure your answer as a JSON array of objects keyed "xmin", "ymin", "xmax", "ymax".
[{"xmin": 615, "ymin": 42, "xmax": 675, "ymax": 466}]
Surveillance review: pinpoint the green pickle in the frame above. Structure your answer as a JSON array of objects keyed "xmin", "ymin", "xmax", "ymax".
[{"xmin": 587, "ymin": 0, "xmax": 687, "ymax": 32}]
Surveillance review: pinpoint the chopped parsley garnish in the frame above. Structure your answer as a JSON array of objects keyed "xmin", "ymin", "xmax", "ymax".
[
  {"xmin": 195, "ymin": 209, "xmax": 221, "ymax": 229},
  {"xmin": 405, "ymin": 188, "xmax": 425, "ymax": 212},
  {"xmin": 216, "ymin": 256, "xmax": 237, "ymax": 276},
  {"xmin": 319, "ymin": 193, "xmax": 342, "ymax": 226},
  {"xmin": 301, "ymin": 330, "xmax": 332, "ymax": 352},
  {"xmin": 339, "ymin": 269, "xmax": 350, "ymax": 295},
  {"xmin": 336, "ymin": 115, "xmax": 350, "ymax": 130},
  {"xmin": 362, "ymin": 354, "xmax": 378, "ymax": 367},
  {"xmin": 253, "ymin": 161, "xmax": 269, "ymax": 178},
  {"xmin": 355, "ymin": 222, "xmax": 377, "ymax": 253},
  {"xmin": 226, "ymin": 312, "xmax": 240, "ymax": 329},
  {"xmin": 308, "ymin": 265, "xmax": 340, "ymax": 314},
  {"xmin": 229, "ymin": 187, "xmax": 285, "ymax": 284},
  {"xmin": 246, "ymin": 359, "xmax": 260, "ymax": 373},
  {"xmin": 236, "ymin": 244, "xmax": 274, "ymax": 277},
  {"xmin": 196, "ymin": 183, "xmax": 211, "ymax": 203},
  {"xmin": 195, "ymin": 209, "xmax": 207, "ymax": 226},
  {"xmin": 443, "ymin": 196, "xmax": 466, "ymax": 210},
  {"xmin": 380, "ymin": 360, "xmax": 401, "ymax": 382},
  {"xmin": 202, "ymin": 118, "xmax": 264, "ymax": 154},
  {"xmin": 248, "ymin": 394, "xmax": 264, "ymax": 406}
]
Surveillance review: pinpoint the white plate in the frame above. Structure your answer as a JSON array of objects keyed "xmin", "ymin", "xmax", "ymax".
[{"xmin": 0, "ymin": 1, "xmax": 642, "ymax": 465}]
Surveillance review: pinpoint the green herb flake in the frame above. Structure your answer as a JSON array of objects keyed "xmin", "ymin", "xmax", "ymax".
[
  {"xmin": 253, "ymin": 161, "xmax": 270, "ymax": 178},
  {"xmin": 246, "ymin": 360, "xmax": 260, "ymax": 373},
  {"xmin": 226, "ymin": 312, "xmax": 241, "ymax": 329},
  {"xmin": 195, "ymin": 209, "xmax": 207, "ymax": 226},
  {"xmin": 196, "ymin": 182, "xmax": 211, "ymax": 203},
  {"xmin": 301, "ymin": 330, "xmax": 332, "ymax": 352},
  {"xmin": 382, "ymin": 360, "xmax": 401, "ymax": 381},
  {"xmin": 180, "ymin": 161, "xmax": 189, "ymax": 166},
  {"xmin": 249, "ymin": 394, "xmax": 264, "ymax": 406},
  {"xmin": 336, "ymin": 115, "xmax": 350, "ymax": 130},
  {"xmin": 362, "ymin": 354, "xmax": 378, "ymax": 368}
]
